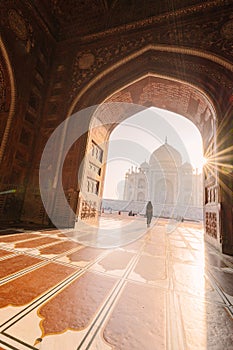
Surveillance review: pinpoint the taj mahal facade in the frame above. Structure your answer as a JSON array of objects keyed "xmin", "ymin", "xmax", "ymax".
[{"xmin": 119, "ymin": 141, "xmax": 203, "ymax": 221}]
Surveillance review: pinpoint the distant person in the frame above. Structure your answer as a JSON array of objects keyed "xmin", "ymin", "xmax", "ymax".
[{"xmin": 146, "ymin": 201, "xmax": 153, "ymax": 228}]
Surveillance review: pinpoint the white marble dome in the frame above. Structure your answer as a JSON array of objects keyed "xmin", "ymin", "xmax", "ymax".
[{"xmin": 149, "ymin": 143, "xmax": 182, "ymax": 168}]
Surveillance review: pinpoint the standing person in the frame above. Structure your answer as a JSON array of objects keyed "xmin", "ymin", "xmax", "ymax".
[{"xmin": 146, "ymin": 201, "xmax": 153, "ymax": 228}]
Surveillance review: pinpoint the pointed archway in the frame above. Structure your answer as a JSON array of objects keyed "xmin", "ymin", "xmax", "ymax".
[
  {"xmin": 75, "ymin": 74, "xmax": 220, "ymax": 249},
  {"xmin": 53, "ymin": 46, "xmax": 232, "ymax": 254}
]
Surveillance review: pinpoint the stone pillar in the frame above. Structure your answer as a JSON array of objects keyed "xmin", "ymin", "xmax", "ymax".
[{"xmin": 218, "ymin": 111, "xmax": 233, "ymax": 255}]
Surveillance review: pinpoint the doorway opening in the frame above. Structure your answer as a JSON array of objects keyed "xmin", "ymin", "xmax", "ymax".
[
  {"xmin": 101, "ymin": 107, "xmax": 205, "ymax": 223},
  {"xmin": 44, "ymin": 74, "xmax": 222, "ymax": 250}
]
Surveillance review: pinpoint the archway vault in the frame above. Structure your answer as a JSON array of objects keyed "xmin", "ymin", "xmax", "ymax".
[
  {"xmin": 61, "ymin": 45, "xmax": 232, "ymax": 254},
  {"xmin": 72, "ymin": 72, "xmax": 221, "ymax": 250},
  {"xmin": 100, "ymin": 74, "xmax": 216, "ymax": 148},
  {"xmin": 69, "ymin": 44, "xmax": 233, "ymax": 118}
]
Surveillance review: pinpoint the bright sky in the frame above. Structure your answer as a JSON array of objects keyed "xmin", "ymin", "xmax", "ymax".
[{"xmin": 103, "ymin": 107, "xmax": 204, "ymax": 199}]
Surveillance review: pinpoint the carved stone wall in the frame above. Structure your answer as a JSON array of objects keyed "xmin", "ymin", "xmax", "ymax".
[
  {"xmin": 58, "ymin": 1, "xmax": 233, "ymax": 113},
  {"xmin": 218, "ymin": 111, "xmax": 233, "ymax": 254},
  {"xmin": 0, "ymin": 57, "xmax": 11, "ymax": 146},
  {"xmin": 0, "ymin": 2, "xmax": 55, "ymax": 224},
  {"xmin": 0, "ymin": 0, "xmax": 232, "ymax": 258},
  {"xmin": 36, "ymin": 15, "xmax": 233, "ymax": 240},
  {"xmin": 205, "ymin": 212, "xmax": 218, "ymax": 239},
  {"xmin": 106, "ymin": 75, "xmax": 215, "ymax": 142}
]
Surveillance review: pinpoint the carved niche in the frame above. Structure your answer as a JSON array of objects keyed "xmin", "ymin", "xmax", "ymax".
[
  {"xmin": 71, "ymin": 33, "xmax": 153, "ymax": 99},
  {"xmin": 221, "ymin": 19, "xmax": 233, "ymax": 39},
  {"xmin": 8, "ymin": 9, "xmax": 34, "ymax": 53},
  {"xmin": 205, "ymin": 212, "xmax": 217, "ymax": 239}
]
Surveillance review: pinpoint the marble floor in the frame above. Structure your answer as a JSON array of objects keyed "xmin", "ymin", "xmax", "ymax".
[{"xmin": 0, "ymin": 217, "xmax": 232, "ymax": 350}]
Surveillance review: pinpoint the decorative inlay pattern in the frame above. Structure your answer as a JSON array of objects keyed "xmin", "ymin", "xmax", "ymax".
[
  {"xmin": 0, "ymin": 255, "xmax": 42, "ymax": 279},
  {"xmin": 151, "ymin": 55, "xmax": 233, "ymax": 90},
  {"xmin": 105, "ymin": 75, "xmax": 215, "ymax": 144},
  {"xmin": 0, "ymin": 233, "xmax": 41, "ymax": 243},
  {"xmin": 38, "ymin": 272, "xmax": 116, "ymax": 336},
  {"xmin": 8, "ymin": 8, "xmax": 34, "ymax": 52},
  {"xmin": 39, "ymin": 241, "xmax": 81, "ymax": 255},
  {"xmin": 0, "ymin": 249, "xmax": 13, "ymax": 258},
  {"xmin": 8, "ymin": 9, "xmax": 28, "ymax": 41},
  {"xmin": 58, "ymin": 233, "xmax": 69, "ymax": 237},
  {"xmin": 98, "ymin": 251, "xmax": 134, "ymax": 271},
  {"xmin": 41, "ymin": 0, "xmax": 231, "ymax": 41},
  {"xmin": 0, "ymin": 220, "xmax": 232, "ymax": 350},
  {"xmin": 131, "ymin": 256, "xmax": 166, "ymax": 281},
  {"xmin": 205, "ymin": 212, "xmax": 217, "ymax": 239},
  {"xmin": 15, "ymin": 237, "xmax": 60, "ymax": 249},
  {"xmin": 143, "ymin": 242, "xmax": 165, "ymax": 256},
  {"xmin": 67, "ymin": 247, "xmax": 104, "ymax": 262},
  {"xmin": 71, "ymin": 33, "xmax": 153, "ymax": 97},
  {"xmin": 78, "ymin": 52, "xmax": 95, "ymax": 69},
  {"xmin": 221, "ymin": 19, "xmax": 233, "ymax": 39},
  {"xmin": 103, "ymin": 282, "xmax": 166, "ymax": 349},
  {"xmin": 0, "ymin": 263, "xmax": 77, "ymax": 308}
]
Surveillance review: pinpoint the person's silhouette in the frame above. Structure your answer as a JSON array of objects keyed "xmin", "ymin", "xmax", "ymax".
[{"xmin": 146, "ymin": 201, "xmax": 153, "ymax": 228}]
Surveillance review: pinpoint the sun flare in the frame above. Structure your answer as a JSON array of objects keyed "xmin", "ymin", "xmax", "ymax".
[{"xmin": 202, "ymin": 156, "xmax": 208, "ymax": 166}]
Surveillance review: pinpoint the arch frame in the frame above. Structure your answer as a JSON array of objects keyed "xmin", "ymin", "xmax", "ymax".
[
  {"xmin": 69, "ymin": 44, "xmax": 233, "ymax": 117},
  {"xmin": 0, "ymin": 34, "xmax": 16, "ymax": 164},
  {"xmin": 60, "ymin": 44, "xmax": 233, "ymax": 253}
]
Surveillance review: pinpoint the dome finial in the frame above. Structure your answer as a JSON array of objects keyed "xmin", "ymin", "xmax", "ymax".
[{"xmin": 165, "ymin": 136, "xmax": 168, "ymax": 144}]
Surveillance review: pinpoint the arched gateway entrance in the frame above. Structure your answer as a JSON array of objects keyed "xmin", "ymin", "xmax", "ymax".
[
  {"xmin": 69, "ymin": 74, "xmax": 220, "ymax": 248},
  {"xmin": 41, "ymin": 47, "xmax": 232, "ymax": 255}
]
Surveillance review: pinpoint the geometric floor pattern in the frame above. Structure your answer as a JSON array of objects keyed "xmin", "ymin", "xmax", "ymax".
[{"xmin": 0, "ymin": 217, "xmax": 232, "ymax": 349}]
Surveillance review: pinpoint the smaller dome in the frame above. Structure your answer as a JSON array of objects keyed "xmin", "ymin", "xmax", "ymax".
[
  {"xmin": 140, "ymin": 161, "xmax": 149, "ymax": 169},
  {"xmin": 181, "ymin": 162, "xmax": 193, "ymax": 173}
]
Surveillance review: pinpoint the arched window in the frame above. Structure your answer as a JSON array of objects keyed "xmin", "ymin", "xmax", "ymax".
[
  {"xmin": 138, "ymin": 179, "xmax": 146, "ymax": 189},
  {"xmin": 137, "ymin": 192, "xmax": 145, "ymax": 201}
]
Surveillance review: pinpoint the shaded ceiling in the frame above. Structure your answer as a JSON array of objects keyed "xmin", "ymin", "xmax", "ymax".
[{"xmin": 33, "ymin": 0, "xmax": 213, "ymax": 40}]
